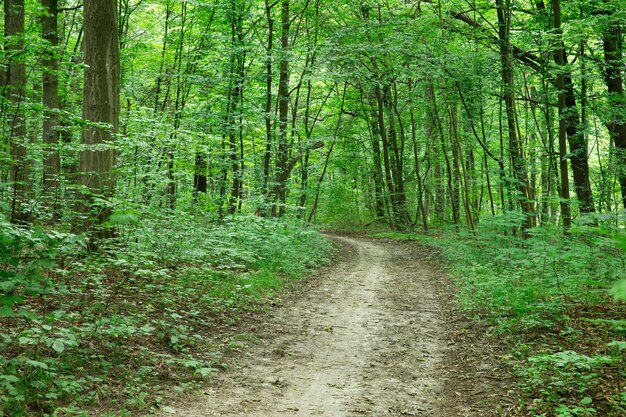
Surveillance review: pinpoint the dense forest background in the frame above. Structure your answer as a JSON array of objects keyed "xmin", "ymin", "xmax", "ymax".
[
  {"xmin": 1, "ymin": 0, "xmax": 626, "ymax": 416},
  {"xmin": 1, "ymin": 0, "xmax": 624, "ymax": 230}
]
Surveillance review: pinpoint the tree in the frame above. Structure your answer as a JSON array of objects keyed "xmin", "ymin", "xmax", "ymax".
[
  {"xmin": 495, "ymin": 0, "xmax": 535, "ymax": 233},
  {"xmin": 553, "ymin": 0, "xmax": 572, "ymax": 229},
  {"xmin": 4, "ymin": 0, "xmax": 28, "ymax": 224},
  {"xmin": 42, "ymin": 0, "xmax": 62, "ymax": 211},
  {"xmin": 76, "ymin": 0, "xmax": 120, "ymax": 234}
]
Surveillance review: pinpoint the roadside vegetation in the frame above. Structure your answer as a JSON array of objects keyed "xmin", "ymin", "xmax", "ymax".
[
  {"xmin": 0, "ymin": 213, "xmax": 332, "ymax": 416},
  {"xmin": 372, "ymin": 216, "xmax": 626, "ymax": 417}
]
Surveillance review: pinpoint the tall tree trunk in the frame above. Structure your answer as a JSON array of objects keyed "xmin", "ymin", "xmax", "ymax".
[
  {"xmin": 600, "ymin": 10, "xmax": 626, "ymax": 209},
  {"xmin": 450, "ymin": 104, "xmax": 475, "ymax": 229},
  {"xmin": 5, "ymin": 0, "xmax": 29, "ymax": 224},
  {"xmin": 308, "ymin": 83, "xmax": 347, "ymax": 223},
  {"xmin": 76, "ymin": 0, "xmax": 120, "ymax": 234},
  {"xmin": 429, "ymin": 82, "xmax": 459, "ymax": 225},
  {"xmin": 426, "ymin": 83, "xmax": 445, "ymax": 222},
  {"xmin": 369, "ymin": 104, "xmax": 386, "ymax": 220},
  {"xmin": 535, "ymin": 0, "xmax": 594, "ymax": 214},
  {"xmin": 165, "ymin": 1, "xmax": 188, "ymax": 211},
  {"xmin": 261, "ymin": 0, "xmax": 274, "ymax": 208},
  {"xmin": 553, "ymin": 0, "xmax": 572, "ymax": 229},
  {"xmin": 385, "ymin": 83, "xmax": 411, "ymax": 224},
  {"xmin": 409, "ymin": 86, "xmax": 428, "ymax": 231},
  {"xmin": 42, "ymin": 0, "xmax": 61, "ymax": 211},
  {"xmin": 227, "ymin": 0, "xmax": 245, "ymax": 215},
  {"xmin": 273, "ymin": 0, "xmax": 290, "ymax": 217},
  {"xmin": 449, "ymin": 106, "xmax": 462, "ymax": 226},
  {"xmin": 496, "ymin": 0, "xmax": 535, "ymax": 234},
  {"xmin": 374, "ymin": 85, "xmax": 400, "ymax": 228}
]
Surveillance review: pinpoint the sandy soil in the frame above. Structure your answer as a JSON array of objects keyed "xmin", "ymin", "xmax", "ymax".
[{"xmin": 160, "ymin": 235, "xmax": 512, "ymax": 417}]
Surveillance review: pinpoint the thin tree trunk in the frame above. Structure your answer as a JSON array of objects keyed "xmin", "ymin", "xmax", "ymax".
[
  {"xmin": 308, "ymin": 84, "xmax": 347, "ymax": 223},
  {"xmin": 427, "ymin": 84, "xmax": 445, "ymax": 223},
  {"xmin": 409, "ymin": 90, "xmax": 428, "ymax": 231},
  {"xmin": 553, "ymin": 0, "xmax": 572, "ymax": 229},
  {"xmin": 496, "ymin": 0, "xmax": 534, "ymax": 234},
  {"xmin": 227, "ymin": 0, "xmax": 245, "ymax": 215},
  {"xmin": 374, "ymin": 85, "xmax": 400, "ymax": 228},
  {"xmin": 261, "ymin": 0, "xmax": 274, "ymax": 208}
]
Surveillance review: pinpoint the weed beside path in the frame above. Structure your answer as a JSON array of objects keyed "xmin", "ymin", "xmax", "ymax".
[
  {"xmin": 371, "ymin": 225, "xmax": 626, "ymax": 417},
  {"xmin": 0, "ymin": 215, "xmax": 333, "ymax": 417}
]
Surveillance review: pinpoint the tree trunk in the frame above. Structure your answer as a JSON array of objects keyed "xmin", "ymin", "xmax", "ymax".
[
  {"xmin": 374, "ymin": 85, "xmax": 400, "ymax": 228},
  {"xmin": 601, "ymin": 11, "xmax": 626, "ymax": 209},
  {"xmin": 496, "ymin": 0, "xmax": 535, "ymax": 234},
  {"xmin": 369, "ymin": 105, "xmax": 386, "ymax": 220},
  {"xmin": 273, "ymin": 0, "xmax": 290, "ymax": 217},
  {"xmin": 42, "ymin": 0, "xmax": 61, "ymax": 209},
  {"xmin": 76, "ymin": 0, "xmax": 120, "ymax": 234},
  {"xmin": 194, "ymin": 153, "xmax": 208, "ymax": 195},
  {"xmin": 409, "ymin": 92, "xmax": 428, "ymax": 231},
  {"xmin": 427, "ymin": 84, "xmax": 445, "ymax": 223},
  {"xmin": 5, "ymin": 0, "xmax": 29, "ymax": 224},
  {"xmin": 385, "ymin": 83, "xmax": 411, "ymax": 225},
  {"xmin": 536, "ymin": 0, "xmax": 594, "ymax": 214},
  {"xmin": 261, "ymin": 0, "xmax": 274, "ymax": 209},
  {"xmin": 553, "ymin": 0, "xmax": 572, "ymax": 229},
  {"xmin": 227, "ymin": 0, "xmax": 245, "ymax": 215}
]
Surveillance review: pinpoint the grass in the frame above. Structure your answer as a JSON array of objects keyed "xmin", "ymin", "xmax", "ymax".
[
  {"xmin": 0, "ymin": 213, "xmax": 334, "ymax": 417},
  {"xmin": 369, "ymin": 231, "xmax": 422, "ymax": 241}
]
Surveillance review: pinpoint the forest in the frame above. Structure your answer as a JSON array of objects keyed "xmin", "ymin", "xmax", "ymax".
[{"xmin": 1, "ymin": 0, "xmax": 625, "ymax": 416}]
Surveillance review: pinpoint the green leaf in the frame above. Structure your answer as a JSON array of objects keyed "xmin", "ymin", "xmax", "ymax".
[
  {"xmin": 610, "ymin": 279, "xmax": 626, "ymax": 301},
  {"xmin": 51, "ymin": 340, "xmax": 65, "ymax": 353},
  {"xmin": 18, "ymin": 309, "xmax": 39, "ymax": 321},
  {"xmin": 0, "ymin": 305, "xmax": 17, "ymax": 318},
  {"xmin": 608, "ymin": 340, "xmax": 626, "ymax": 352},
  {"xmin": 580, "ymin": 397, "xmax": 593, "ymax": 405},
  {"xmin": 0, "ymin": 375, "xmax": 19, "ymax": 383},
  {"xmin": 0, "ymin": 294, "xmax": 24, "ymax": 307},
  {"xmin": 25, "ymin": 359, "xmax": 49, "ymax": 370}
]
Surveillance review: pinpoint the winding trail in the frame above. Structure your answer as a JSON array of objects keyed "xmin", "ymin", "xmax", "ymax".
[{"xmin": 161, "ymin": 236, "xmax": 482, "ymax": 416}]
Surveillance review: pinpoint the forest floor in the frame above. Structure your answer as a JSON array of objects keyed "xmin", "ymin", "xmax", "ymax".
[{"xmin": 159, "ymin": 234, "xmax": 515, "ymax": 417}]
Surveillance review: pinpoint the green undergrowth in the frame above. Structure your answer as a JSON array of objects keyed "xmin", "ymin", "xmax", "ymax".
[
  {"xmin": 0, "ymin": 213, "xmax": 333, "ymax": 417},
  {"xmin": 371, "ymin": 214, "xmax": 626, "ymax": 417}
]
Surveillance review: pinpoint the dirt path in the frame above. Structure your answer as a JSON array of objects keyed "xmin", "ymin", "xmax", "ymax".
[{"xmin": 161, "ymin": 235, "xmax": 507, "ymax": 416}]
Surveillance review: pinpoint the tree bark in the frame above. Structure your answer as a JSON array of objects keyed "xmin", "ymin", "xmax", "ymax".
[
  {"xmin": 273, "ymin": 0, "xmax": 290, "ymax": 217},
  {"xmin": 76, "ymin": 0, "xmax": 120, "ymax": 233},
  {"xmin": 374, "ymin": 85, "xmax": 400, "ymax": 228},
  {"xmin": 261, "ymin": 0, "xmax": 274, "ymax": 208},
  {"xmin": 5, "ymin": 0, "xmax": 29, "ymax": 224},
  {"xmin": 42, "ymin": 0, "xmax": 61, "ymax": 205},
  {"xmin": 553, "ymin": 0, "xmax": 572, "ymax": 229},
  {"xmin": 227, "ymin": 0, "xmax": 245, "ymax": 215},
  {"xmin": 600, "ymin": 10, "xmax": 626, "ymax": 209}
]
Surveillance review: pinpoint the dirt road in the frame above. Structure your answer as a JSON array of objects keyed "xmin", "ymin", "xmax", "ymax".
[{"xmin": 161, "ymin": 235, "xmax": 507, "ymax": 416}]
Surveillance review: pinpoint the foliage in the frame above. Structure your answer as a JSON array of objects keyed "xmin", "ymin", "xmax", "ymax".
[
  {"xmin": 373, "ymin": 216, "xmax": 626, "ymax": 417},
  {"xmin": 0, "ymin": 213, "xmax": 333, "ymax": 416}
]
